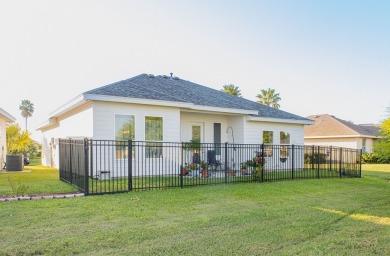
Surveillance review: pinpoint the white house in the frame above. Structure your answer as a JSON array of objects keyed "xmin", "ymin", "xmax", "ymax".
[
  {"xmin": 38, "ymin": 74, "xmax": 313, "ymax": 170},
  {"xmin": 304, "ymin": 114, "xmax": 380, "ymax": 153},
  {"xmin": 0, "ymin": 107, "xmax": 16, "ymax": 169}
]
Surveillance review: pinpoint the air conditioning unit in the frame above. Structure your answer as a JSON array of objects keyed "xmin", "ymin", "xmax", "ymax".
[{"xmin": 6, "ymin": 155, "xmax": 24, "ymax": 171}]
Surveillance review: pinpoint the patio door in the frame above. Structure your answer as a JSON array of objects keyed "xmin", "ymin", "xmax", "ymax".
[{"xmin": 188, "ymin": 122, "xmax": 204, "ymax": 164}]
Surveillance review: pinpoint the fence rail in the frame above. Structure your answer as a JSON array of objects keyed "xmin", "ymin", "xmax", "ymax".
[{"xmin": 59, "ymin": 139, "xmax": 362, "ymax": 195}]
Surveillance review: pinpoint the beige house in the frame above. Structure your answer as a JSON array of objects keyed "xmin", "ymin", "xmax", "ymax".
[
  {"xmin": 0, "ymin": 108, "xmax": 16, "ymax": 168},
  {"xmin": 304, "ymin": 114, "xmax": 380, "ymax": 153}
]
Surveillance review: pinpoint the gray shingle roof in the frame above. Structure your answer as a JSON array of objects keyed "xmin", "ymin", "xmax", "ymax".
[
  {"xmin": 305, "ymin": 114, "xmax": 380, "ymax": 137},
  {"xmin": 85, "ymin": 74, "xmax": 308, "ymax": 121}
]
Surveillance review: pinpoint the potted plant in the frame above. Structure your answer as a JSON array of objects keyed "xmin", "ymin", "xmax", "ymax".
[
  {"xmin": 200, "ymin": 160, "xmax": 208, "ymax": 177},
  {"xmin": 240, "ymin": 162, "xmax": 248, "ymax": 175},
  {"xmin": 181, "ymin": 164, "xmax": 188, "ymax": 176},
  {"xmin": 188, "ymin": 163, "xmax": 199, "ymax": 177},
  {"xmin": 227, "ymin": 168, "xmax": 236, "ymax": 176}
]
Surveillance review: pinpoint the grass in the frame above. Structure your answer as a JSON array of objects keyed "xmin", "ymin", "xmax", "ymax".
[
  {"xmin": 0, "ymin": 163, "xmax": 78, "ymax": 196},
  {"xmin": 0, "ymin": 164, "xmax": 389, "ymax": 255}
]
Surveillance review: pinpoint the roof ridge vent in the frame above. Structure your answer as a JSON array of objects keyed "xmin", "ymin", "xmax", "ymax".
[
  {"xmin": 162, "ymin": 75, "xmax": 168, "ymax": 78},
  {"xmin": 173, "ymin": 76, "xmax": 180, "ymax": 80},
  {"xmin": 147, "ymin": 74, "xmax": 155, "ymax": 78}
]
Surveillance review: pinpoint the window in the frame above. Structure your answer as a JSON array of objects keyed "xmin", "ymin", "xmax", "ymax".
[
  {"xmin": 263, "ymin": 131, "xmax": 273, "ymax": 157},
  {"xmin": 145, "ymin": 116, "xmax": 163, "ymax": 158},
  {"xmin": 192, "ymin": 125, "xmax": 201, "ymax": 142},
  {"xmin": 280, "ymin": 131, "xmax": 290, "ymax": 158},
  {"xmin": 115, "ymin": 115, "xmax": 135, "ymax": 159}
]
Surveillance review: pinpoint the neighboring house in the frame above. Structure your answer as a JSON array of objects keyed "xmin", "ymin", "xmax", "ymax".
[
  {"xmin": 0, "ymin": 107, "xmax": 16, "ymax": 168},
  {"xmin": 37, "ymin": 74, "xmax": 313, "ymax": 168},
  {"xmin": 304, "ymin": 114, "xmax": 380, "ymax": 153}
]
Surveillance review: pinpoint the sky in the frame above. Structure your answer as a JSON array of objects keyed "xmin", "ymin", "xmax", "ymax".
[{"xmin": 1, "ymin": 0, "xmax": 389, "ymax": 140}]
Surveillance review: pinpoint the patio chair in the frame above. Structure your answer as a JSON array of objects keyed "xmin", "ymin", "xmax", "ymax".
[{"xmin": 207, "ymin": 150, "xmax": 222, "ymax": 171}]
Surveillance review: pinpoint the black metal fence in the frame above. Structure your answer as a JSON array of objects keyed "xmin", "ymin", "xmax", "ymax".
[{"xmin": 59, "ymin": 139, "xmax": 362, "ymax": 195}]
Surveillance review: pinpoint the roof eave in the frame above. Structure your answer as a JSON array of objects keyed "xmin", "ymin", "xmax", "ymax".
[
  {"xmin": 0, "ymin": 108, "xmax": 16, "ymax": 122},
  {"xmin": 247, "ymin": 116, "xmax": 314, "ymax": 125},
  {"xmin": 36, "ymin": 94, "xmax": 87, "ymax": 131},
  {"xmin": 304, "ymin": 135, "xmax": 380, "ymax": 139},
  {"xmin": 85, "ymin": 94, "xmax": 258, "ymax": 115}
]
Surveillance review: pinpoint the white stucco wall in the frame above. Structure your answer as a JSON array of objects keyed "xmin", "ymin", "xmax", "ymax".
[
  {"xmin": 244, "ymin": 119, "xmax": 304, "ymax": 145},
  {"xmin": 40, "ymin": 103, "xmax": 94, "ymax": 167},
  {"xmin": 304, "ymin": 137, "xmax": 376, "ymax": 153},
  {"xmin": 93, "ymin": 101, "xmax": 180, "ymax": 141}
]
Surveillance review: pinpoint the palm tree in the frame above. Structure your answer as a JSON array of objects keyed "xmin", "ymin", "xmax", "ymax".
[
  {"xmin": 256, "ymin": 88, "xmax": 281, "ymax": 109},
  {"xmin": 221, "ymin": 84, "xmax": 242, "ymax": 97},
  {"xmin": 19, "ymin": 99, "xmax": 34, "ymax": 131}
]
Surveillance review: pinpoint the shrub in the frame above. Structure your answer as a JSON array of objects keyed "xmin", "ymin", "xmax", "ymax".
[
  {"xmin": 304, "ymin": 153, "xmax": 327, "ymax": 164},
  {"xmin": 362, "ymin": 152, "xmax": 390, "ymax": 164}
]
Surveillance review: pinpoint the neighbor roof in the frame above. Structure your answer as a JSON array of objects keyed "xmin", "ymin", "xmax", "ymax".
[
  {"xmin": 85, "ymin": 74, "xmax": 309, "ymax": 121},
  {"xmin": 305, "ymin": 114, "xmax": 380, "ymax": 138},
  {"xmin": 0, "ymin": 107, "xmax": 16, "ymax": 123}
]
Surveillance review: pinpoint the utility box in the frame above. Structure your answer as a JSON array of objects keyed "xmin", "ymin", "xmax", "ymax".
[{"xmin": 6, "ymin": 155, "xmax": 24, "ymax": 171}]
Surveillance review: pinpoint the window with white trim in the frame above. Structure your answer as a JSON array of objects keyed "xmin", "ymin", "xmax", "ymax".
[
  {"xmin": 145, "ymin": 116, "xmax": 163, "ymax": 158},
  {"xmin": 280, "ymin": 131, "xmax": 290, "ymax": 158},
  {"xmin": 115, "ymin": 114, "xmax": 135, "ymax": 159},
  {"xmin": 262, "ymin": 131, "xmax": 273, "ymax": 157}
]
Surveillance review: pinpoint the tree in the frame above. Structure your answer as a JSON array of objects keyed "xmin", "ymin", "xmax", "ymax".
[
  {"xmin": 6, "ymin": 124, "xmax": 33, "ymax": 154},
  {"xmin": 256, "ymin": 88, "xmax": 281, "ymax": 109},
  {"xmin": 19, "ymin": 99, "xmax": 34, "ymax": 131},
  {"xmin": 221, "ymin": 84, "xmax": 242, "ymax": 97},
  {"xmin": 367, "ymin": 117, "xmax": 390, "ymax": 163}
]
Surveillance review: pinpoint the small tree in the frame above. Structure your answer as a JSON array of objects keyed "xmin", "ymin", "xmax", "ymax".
[
  {"xmin": 374, "ymin": 117, "xmax": 390, "ymax": 161},
  {"xmin": 221, "ymin": 84, "xmax": 242, "ymax": 97},
  {"xmin": 19, "ymin": 99, "xmax": 34, "ymax": 131},
  {"xmin": 6, "ymin": 124, "xmax": 33, "ymax": 155},
  {"xmin": 256, "ymin": 88, "xmax": 281, "ymax": 109}
]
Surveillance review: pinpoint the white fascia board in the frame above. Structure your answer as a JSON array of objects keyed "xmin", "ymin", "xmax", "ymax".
[
  {"xmin": 85, "ymin": 94, "xmax": 257, "ymax": 115},
  {"xmin": 247, "ymin": 115, "xmax": 314, "ymax": 125},
  {"xmin": 36, "ymin": 94, "xmax": 87, "ymax": 131},
  {"xmin": 48, "ymin": 94, "xmax": 86, "ymax": 117},
  {"xmin": 36, "ymin": 117, "xmax": 57, "ymax": 131},
  {"xmin": 305, "ymin": 135, "xmax": 380, "ymax": 139},
  {"xmin": 0, "ymin": 108, "xmax": 16, "ymax": 122}
]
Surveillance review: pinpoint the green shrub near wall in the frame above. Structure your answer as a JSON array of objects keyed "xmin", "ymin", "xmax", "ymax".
[
  {"xmin": 361, "ymin": 152, "xmax": 390, "ymax": 164},
  {"xmin": 304, "ymin": 153, "xmax": 327, "ymax": 164}
]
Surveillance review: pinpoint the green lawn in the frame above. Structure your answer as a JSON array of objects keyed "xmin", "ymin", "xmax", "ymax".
[
  {"xmin": 0, "ymin": 164, "xmax": 389, "ymax": 255},
  {"xmin": 0, "ymin": 165, "xmax": 78, "ymax": 196}
]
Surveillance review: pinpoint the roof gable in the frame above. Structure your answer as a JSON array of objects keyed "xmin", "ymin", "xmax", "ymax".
[
  {"xmin": 305, "ymin": 114, "xmax": 380, "ymax": 137},
  {"xmin": 85, "ymin": 74, "xmax": 309, "ymax": 121}
]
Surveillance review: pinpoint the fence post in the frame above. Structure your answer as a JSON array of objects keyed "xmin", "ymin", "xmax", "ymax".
[
  {"xmin": 261, "ymin": 144, "xmax": 264, "ymax": 182},
  {"xmin": 291, "ymin": 144, "xmax": 295, "ymax": 180},
  {"xmin": 311, "ymin": 145, "xmax": 315, "ymax": 170},
  {"xmin": 69, "ymin": 138, "xmax": 73, "ymax": 185},
  {"xmin": 339, "ymin": 147, "xmax": 343, "ymax": 177},
  {"xmin": 58, "ymin": 139, "xmax": 62, "ymax": 180},
  {"xmin": 84, "ymin": 138, "xmax": 89, "ymax": 196},
  {"xmin": 317, "ymin": 146, "xmax": 320, "ymax": 179},
  {"xmin": 225, "ymin": 142, "xmax": 228, "ymax": 184},
  {"xmin": 180, "ymin": 142, "xmax": 183, "ymax": 189},
  {"xmin": 359, "ymin": 149, "xmax": 362, "ymax": 178},
  {"xmin": 128, "ymin": 140, "xmax": 133, "ymax": 192},
  {"xmin": 330, "ymin": 146, "xmax": 332, "ymax": 172}
]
